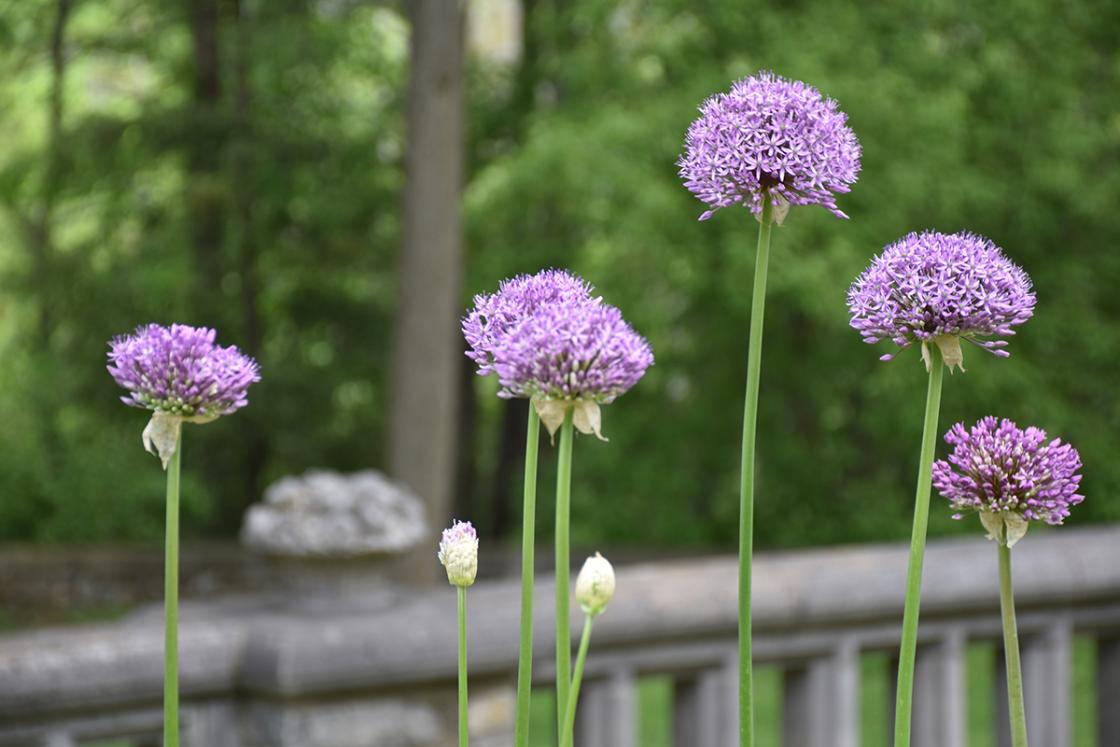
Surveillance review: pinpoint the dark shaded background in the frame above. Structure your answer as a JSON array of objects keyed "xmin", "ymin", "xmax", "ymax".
[{"xmin": 0, "ymin": 0, "xmax": 1117, "ymax": 552}]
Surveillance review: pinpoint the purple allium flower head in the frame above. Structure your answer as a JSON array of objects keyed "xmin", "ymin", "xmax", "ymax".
[
  {"xmin": 438, "ymin": 519, "xmax": 479, "ymax": 587},
  {"xmin": 108, "ymin": 323, "xmax": 260, "ymax": 419},
  {"xmin": 847, "ymin": 231, "xmax": 1035, "ymax": 370},
  {"xmin": 493, "ymin": 298, "xmax": 653, "ymax": 404},
  {"xmin": 933, "ymin": 417, "xmax": 1084, "ymax": 529},
  {"xmin": 678, "ymin": 71, "xmax": 861, "ymax": 220},
  {"xmin": 463, "ymin": 269, "xmax": 593, "ymax": 377}
]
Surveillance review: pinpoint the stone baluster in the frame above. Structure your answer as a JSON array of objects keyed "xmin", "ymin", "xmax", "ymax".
[
  {"xmin": 1097, "ymin": 635, "xmax": 1120, "ymax": 745},
  {"xmin": 575, "ymin": 668, "xmax": 638, "ymax": 747},
  {"xmin": 673, "ymin": 655, "xmax": 736, "ymax": 747},
  {"xmin": 41, "ymin": 733, "xmax": 75, "ymax": 747},
  {"xmin": 996, "ymin": 618, "xmax": 1072, "ymax": 747},
  {"xmin": 912, "ymin": 629, "xmax": 967, "ymax": 747},
  {"xmin": 782, "ymin": 639, "xmax": 860, "ymax": 747},
  {"xmin": 183, "ymin": 702, "xmax": 240, "ymax": 747}
]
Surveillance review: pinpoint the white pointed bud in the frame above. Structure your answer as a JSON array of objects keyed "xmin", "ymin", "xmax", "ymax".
[
  {"xmin": 438, "ymin": 520, "xmax": 479, "ymax": 587},
  {"xmin": 575, "ymin": 552, "xmax": 615, "ymax": 617}
]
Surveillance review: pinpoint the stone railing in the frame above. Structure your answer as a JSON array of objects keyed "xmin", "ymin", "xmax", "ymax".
[{"xmin": 2, "ymin": 525, "xmax": 1120, "ymax": 746}]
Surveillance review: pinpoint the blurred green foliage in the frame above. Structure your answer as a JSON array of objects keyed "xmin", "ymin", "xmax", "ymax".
[{"xmin": 0, "ymin": 0, "xmax": 1117, "ymax": 549}]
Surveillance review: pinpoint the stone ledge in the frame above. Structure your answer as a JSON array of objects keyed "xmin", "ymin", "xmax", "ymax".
[{"xmin": 2, "ymin": 525, "xmax": 1119, "ymax": 713}]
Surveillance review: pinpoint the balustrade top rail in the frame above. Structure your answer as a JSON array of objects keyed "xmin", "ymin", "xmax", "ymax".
[{"xmin": 2, "ymin": 524, "xmax": 1118, "ymax": 726}]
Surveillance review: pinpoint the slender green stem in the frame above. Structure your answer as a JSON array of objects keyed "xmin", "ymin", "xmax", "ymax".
[
  {"xmin": 999, "ymin": 537, "xmax": 1030, "ymax": 747},
  {"xmin": 554, "ymin": 409, "xmax": 575, "ymax": 739},
  {"xmin": 559, "ymin": 616, "xmax": 594, "ymax": 747},
  {"xmin": 514, "ymin": 406, "xmax": 541, "ymax": 747},
  {"xmin": 458, "ymin": 585, "xmax": 470, "ymax": 747},
  {"xmin": 893, "ymin": 346, "xmax": 945, "ymax": 747},
  {"xmin": 164, "ymin": 440, "xmax": 182, "ymax": 747},
  {"xmin": 738, "ymin": 196, "xmax": 773, "ymax": 747}
]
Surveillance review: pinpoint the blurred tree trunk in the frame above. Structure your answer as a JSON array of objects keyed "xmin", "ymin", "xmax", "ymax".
[
  {"xmin": 232, "ymin": 0, "xmax": 267, "ymax": 513},
  {"xmin": 186, "ymin": 0, "xmax": 227, "ymax": 325},
  {"xmin": 490, "ymin": 397, "xmax": 528, "ymax": 538},
  {"xmin": 482, "ymin": 0, "xmax": 540, "ymax": 539},
  {"xmin": 453, "ymin": 356, "xmax": 478, "ymax": 524},
  {"xmin": 31, "ymin": 0, "xmax": 72, "ymax": 342},
  {"xmin": 389, "ymin": 0, "xmax": 466, "ymax": 584}
]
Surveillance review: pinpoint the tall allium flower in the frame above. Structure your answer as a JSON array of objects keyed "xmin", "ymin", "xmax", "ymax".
[
  {"xmin": 463, "ymin": 270, "xmax": 651, "ymax": 745},
  {"xmin": 438, "ymin": 520, "xmax": 480, "ymax": 587},
  {"xmin": 108, "ymin": 323, "xmax": 260, "ymax": 466},
  {"xmin": 679, "ymin": 72, "xmax": 859, "ymax": 747},
  {"xmin": 933, "ymin": 417, "xmax": 1084, "ymax": 546},
  {"xmin": 847, "ymin": 231, "xmax": 1035, "ymax": 372},
  {"xmin": 847, "ymin": 232, "xmax": 1034, "ymax": 747},
  {"xmin": 463, "ymin": 269, "xmax": 593, "ymax": 377},
  {"xmin": 440, "ymin": 520, "xmax": 479, "ymax": 747},
  {"xmin": 107, "ymin": 322, "xmax": 258, "ymax": 747},
  {"xmin": 494, "ymin": 298, "xmax": 653, "ymax": 438},
  {"xmin": 934, "ymin": 419, "xmax": 1083, "ymax": 747},
  {"xmin": 678, "ymin": 71, "xmax": 861, "ymax": 221}
]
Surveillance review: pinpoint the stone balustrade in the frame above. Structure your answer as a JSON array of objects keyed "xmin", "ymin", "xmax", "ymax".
[{"xmin": 2, "ymin": 525, "xmax": 1119, "ymax": 746}]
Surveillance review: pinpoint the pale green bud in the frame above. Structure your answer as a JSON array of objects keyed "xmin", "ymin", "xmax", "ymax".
[{"xmin": 575, "ymin": 552, "xmax": 615, "ymax": 617}]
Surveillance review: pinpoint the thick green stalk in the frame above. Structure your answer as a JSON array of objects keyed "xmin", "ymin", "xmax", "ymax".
[
  {"xmin": 164, "ymin": 441, "xmax": 182, "ymax": 747},
  {"xmin": 999, "ymin": 538, "xmax": 1030, "ymax": 747},
  {"xmin": 458, "ymin": 585, "xmax": 470, "ymax": 747},
  {"xmin": 514, "ymin": 407, "xmax": 541, "ymax": 747},
  {"xmin": 554, "ymin": 410, "xmax": 575, "ymax": 739},
  {"xmin": 559, "ymin": 616, "xmax": 594, "ymax": 747},
  {"xmin": 893, "ymin": 346, "xmax": 945, "ymax": 747},
  {"xmin": 738, "ymin": 197, "xmax": 774, "ymax": 747}
]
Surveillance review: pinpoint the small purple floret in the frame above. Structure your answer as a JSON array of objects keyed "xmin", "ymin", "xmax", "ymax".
[
  {"xmin": 933, "ymin": 417, "xmax": 1084, "ymax": 526},
  {"xmin": 493, "ymin": 297, "xmax": 653, "ymax": 402},
  {"xmin": 678, "ymin": 71, "xmax": 861, "ymax": 220},
  {"xmin": 107, "ymin": 323, "xmax": 260, "ymax": 418},
  {"xmin": 847, "ymin": 231, "xmax": 1035, "ymax": 362},
  {"xmin": 439, "ymin": 519, "xmax": 478, "ymax": 554},
  {"xmin": 463, "ymin": 269, "xmax": 593, "ymax": 377}
]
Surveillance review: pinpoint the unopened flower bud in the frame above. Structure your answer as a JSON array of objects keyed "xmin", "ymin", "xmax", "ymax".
[
  {"xmin": 438, "ymin": 520, "xmax": 478, "ymax": 587},
  {"xmin": 575, "ymin": 552, "xmax": 615, "ymax": 617}
]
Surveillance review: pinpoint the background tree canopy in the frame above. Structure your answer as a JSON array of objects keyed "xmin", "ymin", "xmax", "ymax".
[{"xmin": 1, "ymin": 0, "xmax": 1117, "ymax": 551}]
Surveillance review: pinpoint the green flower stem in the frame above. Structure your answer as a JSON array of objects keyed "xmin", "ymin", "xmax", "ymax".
[
  {"xmin": 164, "ymin": 440, "xmax": 182, "ymax": 747},
  {"xmin": 559, "ymin": 616, "xmax": 594, "ymax": 747},
  {"xmin": 514, "ymin": 406, "xmax": 541, "ymax": 747},
  {"xmin": 554, "ymin": 409, "xmax": 575, "ymax": 740},
  {"xmin": 738, "ymin": 196, "xmax": 774, "ymax": 747},
  {"xmin": 893, "ymin": 345, "xmax": 945, "ymax": 747},
  {"xmin": 999, "ymin": 536, "xmax": 1030, "ymax": 747},
  {"xmin": 458, "ymin": 585, "xmax": 470, "ymax": 747}
]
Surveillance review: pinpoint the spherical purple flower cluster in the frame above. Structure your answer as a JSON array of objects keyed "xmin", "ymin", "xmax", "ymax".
[
  {"xmin": 463, "ymin": 269, "xmax": 593, "ymax": 377},
  {"xmin": 493, "ymin": 296, "xmax": 653, "ymax": 404},
  {"xmin": 108, "ymin": 323, "xmax": 260, "ymax": 419},
  {"xmin": 847, "ymin": 231, "xmax": 1035, "ymax": 366},
  {"xmin": 678, "ymin": 71, "xmax": 861, "ymax": 220},
  {"xmin": 933, "ymin": 417, "xmax": 1084, "ymax": 526},
  {"xmin": 463, "ymin": 269, "xmax": 653, "ymax": 404}
]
